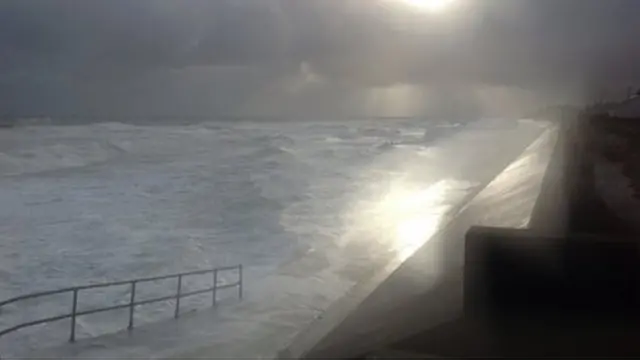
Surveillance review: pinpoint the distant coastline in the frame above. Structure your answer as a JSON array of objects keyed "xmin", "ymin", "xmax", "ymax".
[{"xmin": 0, "ymin": 115, "xmax": 486, "ymax": 127}]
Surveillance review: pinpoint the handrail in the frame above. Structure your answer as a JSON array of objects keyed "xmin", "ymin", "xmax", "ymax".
[{"xmin": 0, "ymin": 265, "xmax": 243, "ymax": 344}]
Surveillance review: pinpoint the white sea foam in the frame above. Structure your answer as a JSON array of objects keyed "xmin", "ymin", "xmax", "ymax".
[{"xmin": 0, "ymin": 118, "xmax": 546, "ymax": 357}]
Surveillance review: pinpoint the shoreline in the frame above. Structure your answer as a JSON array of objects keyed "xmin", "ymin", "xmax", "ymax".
[{"xmin": 297, "ymin": 113, "xmax": 639, "ymax": 358}]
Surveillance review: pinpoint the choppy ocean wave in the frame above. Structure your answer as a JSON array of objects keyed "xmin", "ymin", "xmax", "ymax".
[{"xmin": 1, "ymin": 118, "xmax": 535, "ymax": 356}]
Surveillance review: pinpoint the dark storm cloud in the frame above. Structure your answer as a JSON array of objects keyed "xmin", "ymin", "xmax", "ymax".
[
  {"xmin": 1, "ymin": 0, "xmax": 640, "ymax": 114},
  {"xmin": 0, "ymin": 1, "xmax": 284, "ymax": 72}
]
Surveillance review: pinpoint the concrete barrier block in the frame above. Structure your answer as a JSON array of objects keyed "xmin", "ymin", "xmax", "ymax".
[{"xmin": 464, "ymin": 226, "xmax": 640, "ymax": 321}]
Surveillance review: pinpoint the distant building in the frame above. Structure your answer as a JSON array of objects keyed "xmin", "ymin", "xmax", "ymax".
[{"xmin": 609, "ymin": 95, "xmax": 640, "ymax": 119}]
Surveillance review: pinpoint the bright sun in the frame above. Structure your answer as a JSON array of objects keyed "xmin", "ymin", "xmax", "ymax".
[{"xmin": 402, "ymin": 0, "xmax": 454, "ymax": 12}]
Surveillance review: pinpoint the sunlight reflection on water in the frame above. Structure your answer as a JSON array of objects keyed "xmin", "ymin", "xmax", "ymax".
[
  {"xmin": 343, "ymin": 174, "xmax": 468, "ymax": 264},
  {"xmin": 374, "ymin": 179, "xmax": 454, "ymax": 261}
]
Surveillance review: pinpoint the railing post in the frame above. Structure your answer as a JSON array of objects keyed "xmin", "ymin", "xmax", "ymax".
[
  {"xmin": 174, "ymin": 275, "xmax": 182, "ymax": 319},
  {"xmin": 70, "ymin": 289, "xmax": 78, "ymax": 342},
  {"xmin": 0, "ymin": 265, "xmax": 246, "ymax": 343},
  {"xmin": 212, "ymin": 269, "xmax": 218, "ymax": 307},
  {"xmin": 238, "ymin": 265, "xmax": 243, "ymax": 300},
  {"xmin": 128, "ymin": 281, "xmax": 136, "ymax": 330}
]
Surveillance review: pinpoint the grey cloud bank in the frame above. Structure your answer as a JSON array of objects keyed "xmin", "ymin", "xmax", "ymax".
[{"xmin": 1, "ymin": 0, "xmax": 639, "ymax": 117}]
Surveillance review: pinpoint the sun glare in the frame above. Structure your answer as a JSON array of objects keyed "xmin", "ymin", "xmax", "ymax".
[
  {"xmin": 375, "ymin": 180, "xmax": 452, "ymax": 261},
  {"xmin": 402, "ymin": 0, "xmax": 454, "ymax": 13}
]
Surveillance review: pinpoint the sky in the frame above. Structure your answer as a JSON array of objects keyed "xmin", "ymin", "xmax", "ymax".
[{"xmin": 1, "ymin": 0, "xmax": 640, "ymax": 118}]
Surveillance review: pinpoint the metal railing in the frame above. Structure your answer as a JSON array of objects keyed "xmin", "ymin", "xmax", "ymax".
[{"xmin": 0, "ymin": 265, "xmax": 242, "ymax": 343}]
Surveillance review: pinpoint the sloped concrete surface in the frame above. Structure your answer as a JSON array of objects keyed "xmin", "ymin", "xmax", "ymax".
[{"xmin": 291, "ymin": 127, "xmax": 558, "ymax": 359}]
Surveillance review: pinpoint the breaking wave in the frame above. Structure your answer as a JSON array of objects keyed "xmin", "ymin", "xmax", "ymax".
[
  {"xmin": 0, "ymin": 118, "xmax": 485, "ymax": 356},
  {"xmin": 0, "ymin": 141, "xmax": 125, "ymax": 177}
]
